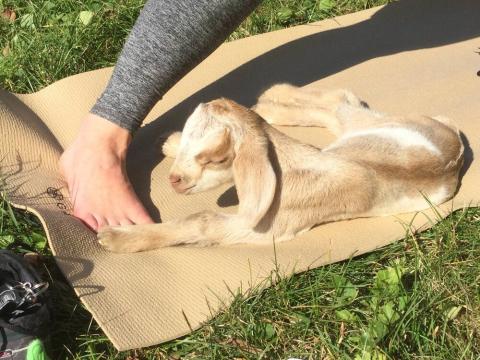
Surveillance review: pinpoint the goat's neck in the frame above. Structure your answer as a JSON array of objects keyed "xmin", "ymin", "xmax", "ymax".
[{"xmin": 263, "ymin": 125, "xmax": 327, "ymax": 171}]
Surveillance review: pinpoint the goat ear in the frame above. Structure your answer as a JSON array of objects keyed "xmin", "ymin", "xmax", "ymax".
[
  {"xmin": 233, "ymin": 137, "xmax": 276, "ymax": 228},
  {"xmin": 162, "ymin": 131, "xmax": 182, "ymax": 158}
]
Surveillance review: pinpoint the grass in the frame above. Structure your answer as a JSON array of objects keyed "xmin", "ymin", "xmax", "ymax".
[
  {"xmin": 1, "ymin": 0, "xmax": 388, "ymax": 93},
  {"xmin": 1, "ymin": 0, "xmax": 479, "ymax": 359}
]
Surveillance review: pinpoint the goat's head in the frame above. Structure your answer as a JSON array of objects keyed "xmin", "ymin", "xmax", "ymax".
[
  {"xmin": 168, "ymin": 98, "xmax": 277, "ymax": 227},
  {"xmin": 167, "ymin": 99, "xmax": 240, "ymax": 194}
]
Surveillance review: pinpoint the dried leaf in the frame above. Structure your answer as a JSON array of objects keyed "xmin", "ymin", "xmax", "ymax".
[
  {"xmin": 2, "ymin": 44, "xmax": 10, "ymax": 57},
  {"xmin": 338, "ymin": 321, "xmax": 345, "ymax": 345},
  {"xmin": 225, "ymin": 337, "xmax": 261, "ymax": 354},
  {"xmin": 1, "ymin": 8, "xmax": 16, "ymax": 22}
]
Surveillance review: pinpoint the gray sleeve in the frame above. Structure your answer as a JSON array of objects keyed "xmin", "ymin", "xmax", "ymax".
[{"xmin": 91, "ymin": 0, "xmax": 261, "ymax": 132}]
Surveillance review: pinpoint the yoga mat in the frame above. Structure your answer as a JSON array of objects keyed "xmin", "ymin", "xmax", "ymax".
[{"xmin": 1, "ymin": 0, "xmax": 479, "ymax": 350}]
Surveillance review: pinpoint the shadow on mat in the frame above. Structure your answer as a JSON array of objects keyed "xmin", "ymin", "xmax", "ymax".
[
  {"xmin": 0, "ymin": 89, "xmax": 68, "ymax": 205},
  {"xmin": 126, "ymin": 0, "xmax": 479, "ymax": 221},
  {"xmin": 55, "ymin": 256, "xmax": 101, "ymax": 293}
]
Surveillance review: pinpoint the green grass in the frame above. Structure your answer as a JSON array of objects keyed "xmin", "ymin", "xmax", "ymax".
[
  {"xmin": 1, "ymin": 0, "xmax": 388, "ymax": 93},
  {"xmin": 1, "ymin": 0, "xmax": 480, "ymax": 359}
]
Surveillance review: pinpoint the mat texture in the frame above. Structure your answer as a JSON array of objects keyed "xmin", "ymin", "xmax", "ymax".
[{"xmin": 1, "ymin": 0, "xmax": 479, "ymax": 350}]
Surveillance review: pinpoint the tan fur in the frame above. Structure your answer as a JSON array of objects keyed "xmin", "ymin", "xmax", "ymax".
[
  {"xmin": 195, "ymin": 128, "xmax": 232, "ymax": 164},
  {"xmin": 98, "ymin": 84, "xmax": 464, "ymax": 253}
]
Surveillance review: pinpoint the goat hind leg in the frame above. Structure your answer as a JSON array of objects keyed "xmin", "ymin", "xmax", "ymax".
[{"xmin": 254, "ymin": 85, "xmax": 362, "ymax": 135}]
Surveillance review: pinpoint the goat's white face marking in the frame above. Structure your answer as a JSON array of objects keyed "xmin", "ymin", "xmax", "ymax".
[{"xmin": 169, "ymin": 103, "xmax": 235, "ymax": 194}]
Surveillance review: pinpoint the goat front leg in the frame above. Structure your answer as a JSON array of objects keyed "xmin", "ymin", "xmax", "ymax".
[{"xmin": 98, "ymin": 211, "xmax": 258, "ymax": 253}]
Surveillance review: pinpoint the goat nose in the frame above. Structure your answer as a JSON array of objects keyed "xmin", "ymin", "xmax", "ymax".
[{"xmin": 169, "ymin": 173, "xmax": 182, "ymax": 184}]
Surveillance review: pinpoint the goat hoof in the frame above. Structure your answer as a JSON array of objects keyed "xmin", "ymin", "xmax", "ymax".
[{"xmin": 98, "ymin": 227, "xmax": 141, "ymax": 253}]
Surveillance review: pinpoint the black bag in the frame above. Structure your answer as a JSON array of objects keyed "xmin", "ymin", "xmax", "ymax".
[{"xmin": 0, "ymin": 250, "xmax": 51, "ymax": 337}]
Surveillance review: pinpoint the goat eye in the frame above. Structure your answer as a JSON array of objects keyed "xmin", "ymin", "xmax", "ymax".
[
  {"xmin": 213, "ymin": 157, "xmax": 228, "ymax": 164},
  {"xmin": 198, "ymin": 157, "xmax": 228, "ymax": 166}
]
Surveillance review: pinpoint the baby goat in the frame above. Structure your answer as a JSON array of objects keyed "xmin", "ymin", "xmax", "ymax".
[{"xmin": 98, "ymin": 84, "xmax": 464, "ymax": 252}]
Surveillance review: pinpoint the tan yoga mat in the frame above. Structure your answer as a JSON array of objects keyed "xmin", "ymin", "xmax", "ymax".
[{"xmin": 1, "ymin": 0, "xmax": 479, "ymax": 350}]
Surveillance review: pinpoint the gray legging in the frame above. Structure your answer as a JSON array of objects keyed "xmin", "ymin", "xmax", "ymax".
[{"xmin": 91, "ymin": 0, "xmax": 261, "ymax": 132}]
